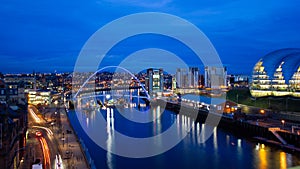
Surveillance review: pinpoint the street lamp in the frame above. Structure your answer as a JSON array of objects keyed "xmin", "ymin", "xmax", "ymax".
[
  {"xmin": 281, "ymin": 120, "xmax": 285, "ymax": 129},
  {"xmin": 51, "ymin": 122, "xmax": 55, "ymax": 129}
]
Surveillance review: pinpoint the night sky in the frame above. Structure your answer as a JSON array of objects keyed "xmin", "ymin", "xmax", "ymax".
[{"xmin": 1, "ymin": 0, "xmax": 300, "ymax": 75}]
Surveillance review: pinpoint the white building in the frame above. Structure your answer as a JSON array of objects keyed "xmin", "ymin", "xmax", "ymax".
[
  {"xmin": 204, "ymin": 66, "xmax": 227, "ymax": 89},
  {"xmin": 176, "ymin": 67, "xmax": 199, "ymax": 88},
  {"xmin": 188, "ymin": 67, "xmax": 199, "ymax": 88}
]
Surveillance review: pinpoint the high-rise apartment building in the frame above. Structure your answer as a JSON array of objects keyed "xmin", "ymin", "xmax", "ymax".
[
  {"xmin": 204, "ymin": 66, "xmax": 227, "ymax": 89},
  {"xmin": 176, "ymin": 67, "xmax": 199, "ymax": 88}
]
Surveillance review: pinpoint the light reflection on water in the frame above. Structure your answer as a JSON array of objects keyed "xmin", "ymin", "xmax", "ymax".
[
  {"xmin": 280, "ymin": 151, "xmax": 287, "ymax": 169},
  {"xmin": 72, "ymin": 96, "xmax": 300, "ymax": 169},
  {"xmin": 252, "ymin": 142, "xmax": 297, "ymax": 169},
  {"xmin": 258, "ymin": 147, "xmax": 268, "ymax": 169},
  {"xmin": 106, "ymin": 108, "xmax": 114, "ymax": 169}
]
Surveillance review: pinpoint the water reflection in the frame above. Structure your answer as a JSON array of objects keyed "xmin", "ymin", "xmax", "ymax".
[
  {"xmin": 280, "ymin": 151, "xmax": 287, "ymax": 169},
  {"xmin": 73, "ymin": 94, "xmax": 300, "ymax": 169},
  {"xmin": 286, "ymin": 153, "xmax": 293, "ymax": 167},
  {"xmin": 213, "ymin": 127, "xmax": 218, "ymax": 150},
  {"xmin": 196, "ymin": 123, "xmax": 200, "ymax": 145},
  {"xmin": 152, "ymin": 106, "xmax": 161, "ymax": 135},
  {"xmin": 106, "ymin": 108, "xmax": 114, "ymax": 169},
  {"xmin": 258, "ymin": 147, "xmax": 268, "ymax": 169},
  {"xmin": 253, "ymin": 143, "xmax": 298, "ymax": 169},
  {"xmin": 201, "ymin": 124, "xmax": 206, "ymax": 145},
  {"xmin": 237, "ymin": 139, "xmax": 242, "ymax": 148},
  {"xmin": 226, "ymin": 135, "xmax": 230, "ymax": 147}
]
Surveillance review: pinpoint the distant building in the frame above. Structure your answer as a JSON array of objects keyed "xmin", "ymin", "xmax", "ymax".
[
  {"xmin": 176, "ymin": 68, "xmax": 188, "ymax": 88},
  {"xmin": 188, "ymin": 67, "xmax": 199, "ymax": 88},
  {"xmin": 27, "ymin": 89, "xmax": 51, "ymax": 105},
  {"xmin": 4, "ymin": 74, "xmax": 35, "ymax": 86},
  {"xmin": 146, "ymin": 68, "xmax": 164, "ymax": 95},
  {"xmin": 172, "ymin": 77, "xmax": 177, "ymax": 90},
  {"xmin": 176, "ymin": 67, "xmax": 199, "ymax": 88},
  {"xmin": 199, "ymin": 74, "xmax": 205, "ymax": 87},
  {"xmin": 0, "ymin": 79, "xmax": 26, "ymax": 105},
  {"xmin": 0, "ymin": 79, "xmax": 6, "ymax": 102},
  {"xmin": 204, "ymin": 66, "xmax": 227, "ymax": 89},
  {"xmin": 228, "ymin": 75, "xmax": 249, "ymax": 87}
]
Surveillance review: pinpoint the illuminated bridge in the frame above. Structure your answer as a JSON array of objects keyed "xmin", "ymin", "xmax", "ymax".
[{"xmin": 70, "ymin": 66, "xmax": 151, "ymax": 109}]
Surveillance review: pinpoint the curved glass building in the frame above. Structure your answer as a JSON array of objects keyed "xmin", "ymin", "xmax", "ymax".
[{"xmin": 251, "ymin": 48, "xmax": 300, "ymax": 97}]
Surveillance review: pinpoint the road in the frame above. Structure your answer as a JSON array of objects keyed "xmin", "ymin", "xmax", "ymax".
[{"xmin": 28, "ymin": 105, "xmax": 62, "ymax": 169}]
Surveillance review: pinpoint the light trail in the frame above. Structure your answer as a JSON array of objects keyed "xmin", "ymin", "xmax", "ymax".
[
  {"xmin": 29, "ymin": 108, "xmax": 41, "ymax": 123},
  {"xmin": 33, "ymin": 126, "xmax": 54, "ymax": 136},
  {"xmin": 39, "ymin": 137, "xmax": 51, "ymax": 169}
]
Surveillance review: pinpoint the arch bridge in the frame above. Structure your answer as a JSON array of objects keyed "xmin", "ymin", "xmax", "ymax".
[{"xmin": 70, "ymin": 66, "xmax": 151, "ymax": 108}]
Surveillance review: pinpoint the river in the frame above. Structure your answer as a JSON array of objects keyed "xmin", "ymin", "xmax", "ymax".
[{"xmin": 67, "ymin": 95, "xmax": 300, "ymax": 169}]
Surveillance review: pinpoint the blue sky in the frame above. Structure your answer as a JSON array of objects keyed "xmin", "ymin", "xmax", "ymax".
[{"xmin": 1, "ymin": 0, "xmax": 300, "ymax": 75}]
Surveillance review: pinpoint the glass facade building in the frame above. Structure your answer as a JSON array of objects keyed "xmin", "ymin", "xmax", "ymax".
[{"xmin": 251, "ymin": 48, "xmax": 300, "ymax": 97}]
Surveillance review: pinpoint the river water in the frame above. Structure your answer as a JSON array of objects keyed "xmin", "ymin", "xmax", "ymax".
[{"xmin": 68, "ymin": 95, "xmax": 300, "ymax": 169}]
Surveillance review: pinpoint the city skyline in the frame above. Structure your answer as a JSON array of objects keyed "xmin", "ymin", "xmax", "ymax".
[
  {"xmin": 1, "ymin": 1, "xmax": 300, "ymax": 74},
  {"xmin": 2, "ymin": 1, "xmax": 300, "ymax": 167}
]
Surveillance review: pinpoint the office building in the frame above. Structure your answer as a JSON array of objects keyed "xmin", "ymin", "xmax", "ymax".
[{"xmin": 146, "ymin": 68, "xmax": 164, "ymax": 95}]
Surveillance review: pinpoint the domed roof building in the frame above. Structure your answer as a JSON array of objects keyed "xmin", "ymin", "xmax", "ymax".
[{"xmin": 251, "ymin": 48, "xmax": 300, "ymax": 97}]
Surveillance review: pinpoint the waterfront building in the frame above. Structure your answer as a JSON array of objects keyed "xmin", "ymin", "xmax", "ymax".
[
  {"xmin": 176, "ymin": 67, "xmax": 199, "ymax": 88},
  {"xmin": 250, "ymin": 48, "xmax": 300, "ymax": 97},
  {"xmin": 204, "ymin": 66, "xmax": 227, "ymax": 89},
  {"xmin": 146, "ymin": 68, "xmax": 164, "ymax": 96},
  {"xmin": 176, "ymin": 68, "xmax": 188, "ymax": 88},
  {"xmin": 188, "ymin": 67, "xmax": 199, "ymax": 88}
]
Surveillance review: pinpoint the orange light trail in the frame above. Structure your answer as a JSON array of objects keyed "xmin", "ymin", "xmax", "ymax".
[{"xmin": 39, "ymin": 137, "xmax": 51, "ymax": 169}]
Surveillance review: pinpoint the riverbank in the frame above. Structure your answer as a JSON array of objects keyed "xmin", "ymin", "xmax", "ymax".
[
  {"xmin": 227, "ymin": 88, "xmax": 300, "ymax": 112},
  {"xmin": 159, "ymin": 99, "xmax": 300, "ymax": 153},
  {"xmin": 66, "ymin": 96, "xmax": 300, "ymax": 169},
  {"xmin": 64, "ymin": 107, "xmax": 97, "ymax": 169},
  {"xmin": 44, "ymin": 104, "xmax": 91, "ymax": 169}
]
